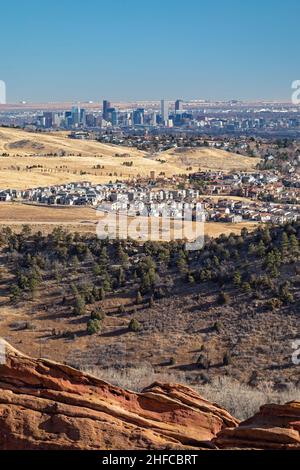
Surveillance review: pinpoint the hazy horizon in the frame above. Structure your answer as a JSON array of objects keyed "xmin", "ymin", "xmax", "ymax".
[{"xmin": 0, "ymin": 98, "xmax": 298, "ymax": 107}]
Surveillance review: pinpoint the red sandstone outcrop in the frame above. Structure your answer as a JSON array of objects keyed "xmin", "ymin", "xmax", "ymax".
[
  {"xmin": 1, "ymin": 340, "xmax": 299, "ymax": 450},
  {"xmin": 0, "ymin": 340, "xmax": 238, "ymax": 450},
  {"xmin": 214, "ymin": 402, "xmax": 300, "ymax": 449}
]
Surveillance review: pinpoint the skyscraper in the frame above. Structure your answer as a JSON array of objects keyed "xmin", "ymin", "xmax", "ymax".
[
  {"xmin": 71, "ymin": 106, "xmax": 81, "ymax": 126},
  {"xmin": 151, "ymin": 111, "xmax": 157, "ymax": 126},
  {"xmin": 161, "ymin": 100, "xmax": 169, "ymax": 123},
  {"xmin": 80, "ymin": 108, "xmax": 86, "ymax": 127},
  {"xmin": 43, "ymin": 112, "xmax": 53, "ymax": 128},
  {"xmin": 175, "ymin": 99, "xmax": 183, "ymax": 113},
  {"xmin": 111, "ymin": 109, "xmax": 119, "ymax": 126},
  {"xmin": 132, "ymin": 108, "xmax": 144, "ymax": 125},
  {"xmin": 103, "ymin": 100, "xmax": 111, "ymax": 121}
]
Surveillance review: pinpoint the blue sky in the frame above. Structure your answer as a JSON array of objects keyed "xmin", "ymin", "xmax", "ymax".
[{"xmin": 1, "ymin": 0, "xmax": 299, "ymax": 102}]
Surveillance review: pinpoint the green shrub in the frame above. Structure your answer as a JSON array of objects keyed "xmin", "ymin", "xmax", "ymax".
[
  {"xmin": 213, "ymin": 321, "xmax": 222, "ymax": 334},
  {"xmin": 136, "ymin": 291, "xmax": 143, "ymax": 305},
  {"xmin": 90, "ymin": 308, "xmax": 105, "ymax": 321},
  {"xmin": 129, "ymin": 318, "xmax": 141, "ymax": 332},
  {"xmin": 87, "ymin": 319, "xmax": 102, "ymax": 335},
  {"xmin": 197, "ymin": 353, "xmax": 209, "ymax": 370},
  {"xmin": 73, "ymin": 295, "xmax": 86, "ymax": 316}
]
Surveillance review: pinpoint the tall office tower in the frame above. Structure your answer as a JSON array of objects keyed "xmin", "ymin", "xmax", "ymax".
[
  {"xmin": 175, "ymin": 99, "xmax": 183, "ymax": 112},
  {"xmin": 85, "ymin": 113, "xmax": 96, "ymax": 127},
  {"xmin": 132, "ymin": 108, "xmax": 144, "ymax": 125},
  {"xmin": 64, "ymin": 111, "xmax": 72, "ymax": 128},
  {"xmin": 103, "ymin": 100, "xmax": 111, "ymax": 120},
  {"xmin": 43, "ymin": 112, "xmax": 53, "ymax": 128},
  {"xmin": 151, "ymin": 111, "xmax": 157, "ymax": 126},
  {"xmin": 161, "ymin": 99, "xmax": 169, "ymax": 123},
  {"xmin": 71, "ymin": 106, "xmax": 81, "ymax": 126},
  {"xmin": 53, "ymin": 112, "xmax": 65, "ymax": 128},
  {"xmin": 111, "ymin": 109, "xmax": 119, "ymax": 126},
  {"xmin": 80, "ymin": 108, "xmax": 86, "ymax": 126},
  {"xmin": 0, "ymin": 80, "xmax": 6, "ymax": 104}
]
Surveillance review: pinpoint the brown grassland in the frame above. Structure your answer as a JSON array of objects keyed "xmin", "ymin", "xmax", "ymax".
[
  {"xmin": 0, "ymin": 202, "xmax": 257, "ymax": 237},
  {"xmin": 0, "ymin": 128, "xmax": 260, "ymax": 189}
]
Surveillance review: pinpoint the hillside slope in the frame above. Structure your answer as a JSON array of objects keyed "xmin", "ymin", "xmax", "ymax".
[
  {"xmin": 0, "ymin": 128, "xmax": 259, "ymax": 188},
  {"xmin": 156, "ymin": 146, "xmax": 260, "ymax": 172},
  {"xmin": 0, "ymin": 222, "xmax": 299, "ymax": 389},
  {"xmin": 0, "ymin": 128, "xmax": 145, "ymax": 157}
]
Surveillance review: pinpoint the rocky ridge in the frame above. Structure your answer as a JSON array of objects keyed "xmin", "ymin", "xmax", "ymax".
[{"xmin": 0, "ymin": 340, "xmax": 299, "ymax": 450}]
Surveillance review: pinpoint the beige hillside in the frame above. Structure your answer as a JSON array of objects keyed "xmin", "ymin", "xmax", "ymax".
[
  {"xmin": 0, "ymin": 127, "xmax": 146, "ymax": 157},
  {"xmin": 156, "ymin": 146, "xmax": 260, "ymax": 172},
  {"xmin": 0, "ymin": 128, "xmax": 259, "ymax": 189}
]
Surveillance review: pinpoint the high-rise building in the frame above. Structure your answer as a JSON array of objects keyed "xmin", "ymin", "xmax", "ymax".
[
  {"xmin": 106, "ymin": 107, "xmax": 116, "ymax": 123},
  {"xmin": 43, "ymin": 112, "xmax": 53, "ymax": 128},
  {"xmin": 111, "ymin": 109, "xmax": 119, "ymax": 126},
  {"xmin": 161, "ymin": 100, "xmax": 169, "ymax": 123},
  {"xmin": 175, "ymin": 99, "xmax": 183, "ymax": 113},
  {"xmin": 71, "ymin": 106, "xmax": 81, "ymax": 126},
  {"xmin": 53, "ymin": 112, "xmax": 65, "ymax": 128},
  {"xmin": 85, "ymin": 113, "xmax": 97, "ymax": 127},
  {"xmin": 132, "ymin": 108, "xmax": 144, "ymax": 125},
  {"xmin": 151, "ymin": 111, "xmax": 157, "ymax": 126},
  {"xmin": 80, "ymin": 108, "xmax": 86, "ymax": 126},
  {"xmin": 64, "ymin": 111, "xmax": 72, "ymax": 128},
  {"xmin": 103, "ymin": 100, "xmax": 111, "ymax": 121},
  {"xmin": 70, "ymin": 106, "xmax": 86, "ymax": 127}
]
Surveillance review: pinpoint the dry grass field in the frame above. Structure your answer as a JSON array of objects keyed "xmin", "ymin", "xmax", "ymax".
[
  {"xmin": 157, "ymin": 146, "xmax": 260, "ymax": 172},
  {"xmin": 0, "ymin": 202, "xmax": 257, "ymax": 238},
  {"xmin": 0, "ymin": 128, "xmax": 260, "ymax": 189},
  {"xmin": 0, "ymin": 127, "xmax": 145, "ymax": 157}
]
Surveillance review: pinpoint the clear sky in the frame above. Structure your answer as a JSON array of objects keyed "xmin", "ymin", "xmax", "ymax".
[{"xmin": 1, "ymin": 0, "xmax": 299, "ymax": 103}]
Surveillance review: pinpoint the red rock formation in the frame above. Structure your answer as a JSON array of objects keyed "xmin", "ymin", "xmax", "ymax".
[
  {"xmin": 0, "ymin": 340, "xmax": 238, "ymax": 450},
  {"xmin": 215, "ymin": 402, "xmax": 300, "ymax": 449}
]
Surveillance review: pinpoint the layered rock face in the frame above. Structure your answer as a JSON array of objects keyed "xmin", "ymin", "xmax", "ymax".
[
  {"xmin": 0, "ymin": 340, "xmax": 237, "ymax": 450},
  {"xmin": 0, "ymin": 340, "xmax": 299, "ymax": 450},
  {"xmin": 215, "ymin": 402, "xmax": 300, "ymax": 449}
]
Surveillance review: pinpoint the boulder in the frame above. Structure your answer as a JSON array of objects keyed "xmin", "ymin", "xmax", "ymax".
[
  {"xmin": 214, "ymin": 401, "xmax": 300, "ymax": 449},
  {"xmin": 0, "ymin": 340, "xmax": 238, "ymax": 450}
]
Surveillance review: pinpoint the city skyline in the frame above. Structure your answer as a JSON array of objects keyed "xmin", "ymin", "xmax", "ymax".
[{"xmin": 1, "ymin": 0, "xmax": 300, "ymax": 103}]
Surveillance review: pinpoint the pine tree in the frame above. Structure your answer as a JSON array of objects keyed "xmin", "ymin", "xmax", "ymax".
[
  {"xmin": 289, "ymin": 234, "xmax": 299, "ymax": 257},
  {"xmin": 233, "ymin": 270, "xmax": 241, "ymax": 287},
  {"xmin": 129, "ymin": 318, "xmax": 141, "ymax": 332},
  {"xmin": 87, "ymin": 319, "xmax": 102, "ymax": 335},
  {"xmin": 280, "ymin": 232, "xmax": 289, "ymax": 257},
  {"xmin": 73, "ymin": 295, "xmax": 86, "ymax": 316},
  {"xmin": 136, "ymin": 291, "xmax": 143, "ymax": 304}
]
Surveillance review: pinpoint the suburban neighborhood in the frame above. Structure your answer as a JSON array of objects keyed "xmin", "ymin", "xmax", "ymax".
[{"xmin": 1, "ymin": 168, "xmax": 299, "ymax": 225}]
